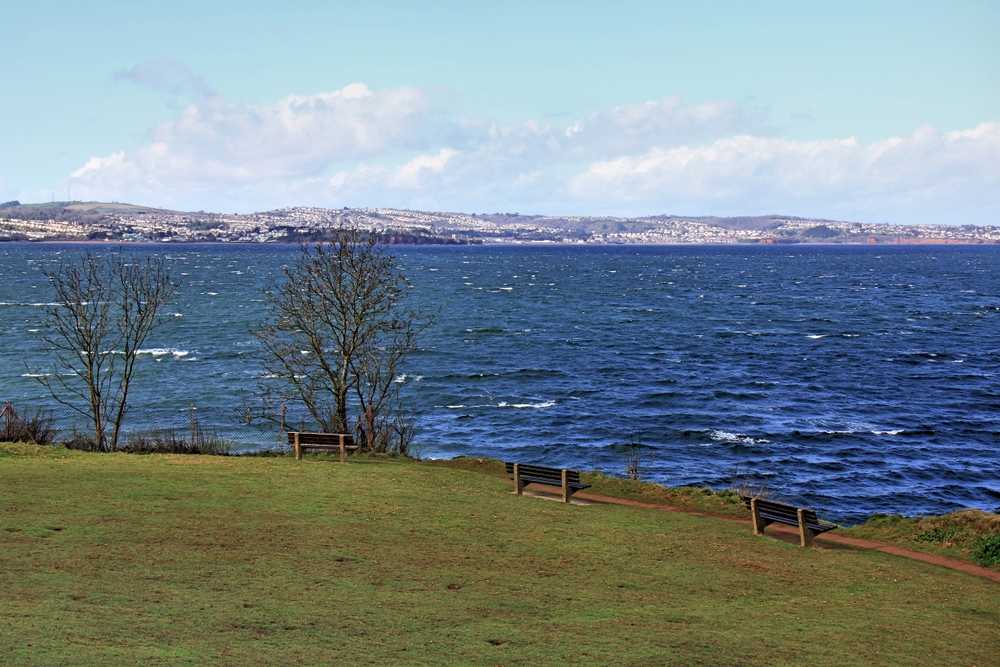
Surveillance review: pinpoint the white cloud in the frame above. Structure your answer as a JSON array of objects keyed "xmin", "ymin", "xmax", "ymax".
[
  {"xmin": 71, "ymin": 83, "xmax": 441, "ymax": 198},
  {"xmin": 568, "ymin": 122, "xmax": 1000, "ymax": 220},
  {"xmin": 66, "ymin": 82, "xmax": 1000, "ymax": 223}
]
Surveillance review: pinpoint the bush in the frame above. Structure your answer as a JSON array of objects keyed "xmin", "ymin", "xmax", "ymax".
[
  {"xmin": 916, "ymin": 527, "xmax": 957, "ymax": 544},
  {"xmin": 0, "ymin": 404, "xmax": 57, "ymax": 445},
  {"xmin": 120, "ymin": 428, "xmax": 232, "ymax": 455},
  {"xmin": 974, "ymin": 534, "xmax": 1000, "ymax": 568},
  {"xmin": 65, "ymin": 426, "xmax": 232, "ymax": 455},
  {"xmin": 63, "ymin": 431, "xmax": 100, "ymax": 451}
]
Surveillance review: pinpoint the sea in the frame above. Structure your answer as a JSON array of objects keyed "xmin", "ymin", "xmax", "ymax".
[{"xmin": 0, "ymin": 242, "xmax": 998, "ymax": 524}]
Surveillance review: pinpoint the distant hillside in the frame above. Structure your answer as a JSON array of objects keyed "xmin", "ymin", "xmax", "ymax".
[{"xmin": 1, "ymin": 201, "xmax": 997, "ymax": 244}]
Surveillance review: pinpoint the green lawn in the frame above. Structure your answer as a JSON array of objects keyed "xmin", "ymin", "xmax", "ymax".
[{"xmin": 2, "ymin": 444, "xmax": 998, "ymax": 666}]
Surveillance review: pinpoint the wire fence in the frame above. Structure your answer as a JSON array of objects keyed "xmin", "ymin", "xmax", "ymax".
[{"xmin": 1, "ymin": 400, "xmax": 330, "ymax": 455}]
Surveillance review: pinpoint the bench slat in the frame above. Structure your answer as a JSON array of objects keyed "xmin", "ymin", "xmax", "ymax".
[
  {"xmin": 742, "ymin": 496, "xmax": 836, "ymax": 535},
  {"xmin": 504, "ymin": 462, "xmax": 583, "ymax": 479},
  {"xmin": 504, "ymin": 461, "xmax": 592, "ymax": 501},
  {"xmin": 288, "ymin": 432, "xmax": 355, "ymax": 446},
  {"xmin": 289, "ymin": 432, "xmax": 357, "ymax": 462}
]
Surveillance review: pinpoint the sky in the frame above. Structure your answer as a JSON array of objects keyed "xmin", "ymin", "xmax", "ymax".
[{"xmin": 1, "ymin": 1, "xmax": 998, "ymax": 224}]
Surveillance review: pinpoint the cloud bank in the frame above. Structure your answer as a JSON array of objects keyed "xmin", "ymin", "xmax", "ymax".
[{"xmin": 67, "ymin": 81, "xmax": 1000, "ymax": 223}]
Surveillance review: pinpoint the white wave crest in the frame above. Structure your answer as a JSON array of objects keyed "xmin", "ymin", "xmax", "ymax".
[
  {"xmin": 136, "ymin": 348, "xmax": 191, "ymax": 358},
  {"xmin": 498, "ymin": 400, "xmax": 556, "ymax": 409},
  {"xmin": 710, "ymin": 429, "xmax": 768, "ymax": 444}
]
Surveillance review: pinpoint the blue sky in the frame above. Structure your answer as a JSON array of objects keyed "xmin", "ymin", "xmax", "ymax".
[{"xmin": 1, "ymin": 1, "xmax": 997, "ymax": 223}]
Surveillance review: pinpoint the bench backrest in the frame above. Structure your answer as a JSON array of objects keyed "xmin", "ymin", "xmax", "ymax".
[
  {"xmin": 742, "ymin": 496, "xmax": 819, "ymax": 525},
  {"xmin": 287, "ymin": 432, "xmax": 354, "ymax": 447},
  {"xmin": 505, "ymin": 461, "xmax": 582, "ymax": 485}
]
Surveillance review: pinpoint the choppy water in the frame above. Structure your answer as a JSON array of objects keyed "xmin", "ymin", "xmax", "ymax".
[{"xmin": 1, "ymin": 242, "xmax": 998, "ymax": 523}]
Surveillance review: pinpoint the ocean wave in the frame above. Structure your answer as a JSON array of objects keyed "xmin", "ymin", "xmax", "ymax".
[
  {"xmin": 0, "ymin": 302, "xmax": 61, "ymax": 307},
  {"xmin": 709, "ymin": 429, "xmax": 769, "ymax": 444},
  {"xmin": 136, "ymin": 348, "xmax": 191, "ymax": 358},
  {"xmin": 499, "ymin": 400, "xmax": 555, "ymax": 409},
  {"xmin": 811, "ymin": 427, "xmax": 904, "ymax": 436}
]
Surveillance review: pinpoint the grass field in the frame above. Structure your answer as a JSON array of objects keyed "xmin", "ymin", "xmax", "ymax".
[{"xmin": 2, "ymin": 444, "xmax": 998, "ymax": 666}]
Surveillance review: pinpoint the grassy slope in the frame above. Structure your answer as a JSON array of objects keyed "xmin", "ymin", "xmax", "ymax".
[
  {"xmin": 1, "ymin": 445, "xmax": 998, "ymax": 666},
  {"xmin": 431, "ymin": 456, "xmax": 1000, "ymax": 566},
  {"xmin": 427, "ymin": 456, "xmax": 750, "ymax": 517}
]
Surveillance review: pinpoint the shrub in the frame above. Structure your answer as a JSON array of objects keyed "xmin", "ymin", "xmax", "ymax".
[
  {"xmin": 974, "ymin": 534, "xmax": 1000, "ymax": 568},
  {"xmin": 916, "ymin": 528, "xmax": 957, "ymax": 544},
  {"xmin": 120, "ymin": 427, "xmax": 232, "ymax": 455},
  {"xmin": 63, "ymin": 431, "xmax": 100, "ymax": 451},
  {"xmin": 0, "ymin": 404, "xmax": 57, "ymax": 445}
]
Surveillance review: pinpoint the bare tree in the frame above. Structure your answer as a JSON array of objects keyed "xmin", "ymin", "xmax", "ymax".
[
  {"xmin": 252, "ymin": 228, "xmax": 431, "ymax": 453},
  {"xmin": 36, "ymin": 249, "xmax": 176, "ymax": 451},
  {"xmin": 619, "ymin": 434, "xmax": 653, "ymax": 481}
]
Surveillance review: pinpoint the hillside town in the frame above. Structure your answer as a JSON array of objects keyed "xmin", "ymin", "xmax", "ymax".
[{"xmin": 1, "ymin": 201, "xmax": 998, "ymax": 244}]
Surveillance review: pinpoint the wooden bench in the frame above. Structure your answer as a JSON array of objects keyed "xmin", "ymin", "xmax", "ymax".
[
  {"xmin": 505, "ymin": 462, "xmax": 591, "ymax": 503},
  {"xmin": 288, "ymin": 432, "xmax": 358, "ymax": 462},
  {"xmin": 742, "ymin": 496, "xmax": 837, "ymax": 547}
]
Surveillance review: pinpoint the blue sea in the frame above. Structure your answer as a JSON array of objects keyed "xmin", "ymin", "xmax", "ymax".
[{"xmin": 1, "ymin": 242, "xmax": 998, "ymax": 524}]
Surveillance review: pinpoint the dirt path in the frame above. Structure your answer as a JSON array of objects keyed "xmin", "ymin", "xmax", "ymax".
[{"xmin": 524, "ymin": 485, "xmax": 1000, "ymax": 583}]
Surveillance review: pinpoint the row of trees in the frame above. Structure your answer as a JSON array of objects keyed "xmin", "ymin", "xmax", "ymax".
[{"xmin": 34, "ymin": 227, "xmax": 428, "ymax": 453}]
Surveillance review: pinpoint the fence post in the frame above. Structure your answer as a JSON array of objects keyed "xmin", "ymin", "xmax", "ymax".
[
  {"xmin": 190, "ymin": 404, "xmax": 195, "ymax": 449},
  {"xmin": 280, "ymin": 404, "xmax": 286, "ymax": 453}
]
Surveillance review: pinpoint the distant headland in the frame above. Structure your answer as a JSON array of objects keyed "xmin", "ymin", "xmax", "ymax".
[{"xmin": 1, "ymin": 200, "xmax": 997, "ymax": 245}]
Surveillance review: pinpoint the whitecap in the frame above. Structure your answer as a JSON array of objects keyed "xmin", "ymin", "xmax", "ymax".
[
  {"xmin": 806, "ymin": 335, "xmax": 826, "ymax": 339},
  {"xmin": 510, "ymin": 400, "xmax": 555, "ymax": 409},
  {"xmin": 710, "ymin": 429, "xmax": 768, "ymax": 444},
  {"xmin": 21, "ymin": 373, "xmax": 49, "ymax": 377}
]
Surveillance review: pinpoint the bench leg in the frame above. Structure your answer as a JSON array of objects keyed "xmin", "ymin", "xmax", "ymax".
[
  {"xmin": 750, "ymin": 498, "xmax": 765, "ymax": 535},
  {"xmin": 514, "ymin": 463, "xmax": 523, "ymax": 495},
  {"xmin": 561, "ymin": 469, "xmax": 570, "ymax": 503},
  {"xmin": 797, "ymin": 509, "xmax": 814, "ymax": 548},
  {"xmin": 294, "ymin": 433, "xmax": 302, "ymax": 461}
]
